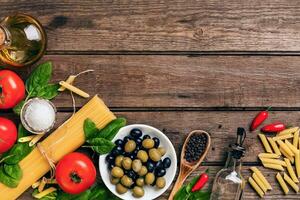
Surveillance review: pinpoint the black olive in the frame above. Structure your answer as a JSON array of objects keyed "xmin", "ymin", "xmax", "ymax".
[
  {"xmin": 123, "ymin": 136, "xmax": 134, "ymax": 142},
  {"xmin": 135, "ymin": 138, "xmax": 142, "ymax": 146},
  {"xmin": 135, "ymin": 145, "xmax": 141, "ymax": 151},
  {"xmin": 111, "ymin": 146, "xmax": 122, "ymax": 156},
  {"xmin": 153, "ymin": 137, "xmax": 160, "ymax": 148},
  {"xmin": 129, "ymin": 154, "xmax": 135, "ymax": 160},
  {"xmin": 127, "ymin": 170, "xmax": 138, "ymax": 181},
  {"xmin": 115, "ymin": 139, "xmax": 124, "ymax": 147},
  {"xmin": 108, "ymin": 163, "xmax": 115, "ymax": 170},
  {"xmin": 156, "ymin": 160, "xmax": 163, "ymax": 168},
  {"xmin": 146, "ymin": 161, "xmax": 155, "ymax": 172},
  {"xmin": 106, "ymin": 154, "xmax": 115, "ymax": 164},
  {"xmin": 155, "ymin": 168, "xmax": 166, "ymax": 177},
  {"xmin": 130, "ymin": 128, "xmax": 143, "ymax": 138},
  {"xmin": 163, "ymin": 157, "xmax": 171, "ymax": 168},
  {"xmin": 143, "ymin": 135, "xmax": 151, "ymax": 140}
]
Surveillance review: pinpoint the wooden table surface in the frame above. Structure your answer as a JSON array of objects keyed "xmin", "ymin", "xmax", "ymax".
[{"xmin": 2, "ymin": 0, "xmax": 300, "ymax": 199}]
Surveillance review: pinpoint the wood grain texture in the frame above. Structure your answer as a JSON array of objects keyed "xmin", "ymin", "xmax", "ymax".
[
  {"xmin": 18, "ymin": 55, "xmax": 300, "ymax": 108},
  {"xmin": 0, "ymin": 0, "xmax": 300, "ymax": 51}
]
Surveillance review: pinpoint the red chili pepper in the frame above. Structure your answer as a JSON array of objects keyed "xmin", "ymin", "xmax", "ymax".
[
  {"xmin": 191, "ymin": 172, "xmax": 209, "ymax": 192},
  {"xmin": 261, "ymin": 122, "xmax": 286, "ymax": 133},
  {"xmin": 250, "ymin": 108, "xmax": 270, "ymax": 131}
]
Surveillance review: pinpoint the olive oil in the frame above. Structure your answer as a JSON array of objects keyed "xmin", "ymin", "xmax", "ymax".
[{"xmin": 0, "ymin": 14, "xmax": 46, "ymax": 67}]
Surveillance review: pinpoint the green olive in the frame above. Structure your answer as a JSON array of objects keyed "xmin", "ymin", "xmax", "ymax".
[
  {"xmin": 121, "ymin": 175, "xmax": 133, "ymax": 187},
  {"xmin": 137, "ymin": 150, "xmax": 148, "ymax": 163},
  {"xmin": 142, "ymin": 138, "xmax": 155, "ymax": 149},
  {"xmin": 132, "ymin": 186, "xmax": 144, "ymax": 198},
  {"xmin": 156, "ymin": 177, "xmax": 166, "ymax": 188},
  {"xmin": 138, "ymin": 166, "xmax": 148, "ymax": 176},
  {"xmin": 149, "ymin": 148, "xmax": 161, "ymax": 162},
  {"xmin": 136, "ymin": 178, "xmax": 144, "ymax": 187},
  {"xmin": 132, "ymin": 159, "xmax": 142, "ymax": 172},
  {"xmin": 111, "ymin": 166, "xmax": 124, "ymax": 178},
  {"xmin": 125, "ymin": 140, "xmax": 136, "ymax": 153},
  {"xmin": 115, "ymin": 155, "xmax": 124, "ymax": 167},
  {"xmin": 110, "ymin": 177, "xmax": 120, "ymax": 185},
  {"xmin": 145, "ymin": 173, "xmax": 155, "ymax": 185},
  {"xmin": 122, "ymin": 157, "xmax": 132, "ymax": 170},
  {"xmin": 158, "ymin": 147, "xmax": 166, "ymax": 156},
  {"xmin": 116, "ymin": 183, "xmax": 128, "ymax": 194}
]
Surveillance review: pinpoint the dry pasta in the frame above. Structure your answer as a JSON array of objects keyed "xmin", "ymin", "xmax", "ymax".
[
  {"xmin": 278, "ymin": 127, "xmax": 299, "ymax": 136},
  {"xmin": 280, "ymin": 147, "xmax": 294, "ymax": 163},
  {"xmin": 249, "ymin": 177, "xmax": 264, "ymax": 198},
  {"xmin": 273, "ymin": 134, "xmax": 294, "ymax": 141},
  {"xmin": 276, "ymin": 173, "xmax": 289, "ymax": 195},
  {"xmin": 250, "ymin": 167, "xmax": 272, "ymax": 190},
  {"xmin": 283, "ymin": 173, "xmax": 299, "ymax": 193},
  {"xmin": 293, "ymin": 129, "xmax": 299, "ymax": 149},
  {"xmin": 262, "ymin": 163, "xmax": 284, "ymax": 171},
  {"xmin": 258, "ymin": 134, "xmax": 272, "ymax": 153},
  {"xmin": 33, "ymin": 187, "xmax": 57, "ymax": 199},
  {"xmin": 295, "ymin": 150, "xmax": 300, "ymax": 178},
  {"xmin": 38, "ymin": 177, "xmax": 46, "ymax": 193},
  {"xmin": 277, "ymin": 140, "xmax": 294, "ymax": 157},
  {"xmin": 260, "ymin": 158, "xmax": 287, "ymax": 167},
  {"xmin": 252, "ymin": 173, "xmax": 267, "ymax": 193},
  {"xmin": 285, "ymin": 140, "xmax": 299, "ymax": 155},
  {"xmin": 284, "ymin": 158, "xmax": 299, "ymax": 183},
  {"xmin": 258, "ymin": 153, "xmax": 280, "ymax": 159},
  {"xmin": 267, "ymin": 137, "xmax": 281, "ymax": 156}
]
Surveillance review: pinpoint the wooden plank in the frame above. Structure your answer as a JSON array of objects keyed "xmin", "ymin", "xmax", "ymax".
[
  {"xmin": 0, "ymin": 0, "xmax": 300, "ymax": 51},
  {"xmin": 3, "ymin": 110, "xmax": 300, "ymax": 163},
  {"xmin": 20, "ymin": 55, "xmax": 300, "ymax": 108},
  {"xmin": 18, "ymin": 166, "xmax": 300, "ymax": 199}
]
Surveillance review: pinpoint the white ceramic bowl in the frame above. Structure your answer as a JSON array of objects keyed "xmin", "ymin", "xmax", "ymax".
[{"xmin": 99, "ymin": 124, "xmax": 177, "ymax": 200}]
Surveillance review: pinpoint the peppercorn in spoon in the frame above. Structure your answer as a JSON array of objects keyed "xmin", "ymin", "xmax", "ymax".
[{"xmin": 168, "ymin": 130, "xmax": 211, "ymax": 200}]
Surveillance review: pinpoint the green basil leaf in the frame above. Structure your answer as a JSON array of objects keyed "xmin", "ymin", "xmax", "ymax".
[
  {"xmin": 26, "ymin": 61, "xmax": 52, "ymax": 97},
  {"xmin": 174, "ymin": 185, "xmax": 189, "ymax": 200},
  {"xmin": 88, "ymin": 138, "xmax": 115, "ymax": 154},
  {"xmin": 3, "ymin": 143, "xmax": 33, "ymax": 164},
  {"xmin": 13, "ymin": 100, "xmax": 25, "ymax": 115},
  {"xmin": 186, "ymin": 175, "xmax": 200, "ymax": 193},
  {"xmin": 189, "ymin": 190, "xmax": 211, "ymax": 200},
  {"xmin": 98, "ymin": 118, "xmax": 126, "ymax": 140},
  {"xmin": 0, "ymin": 166, "xmax": 19, "ymax": 188},
  {"xmin": 18, "ymin": 124, "xmax": 31, "ymax": 139},
  {"xmin": 33, "ymin": 188, "xmax": 57, "ymax": 200},
  {"xmin": 84, "ymin": 118, "xmax": 98, "ymax": 140},
  {"xmin": 57, "ymin": 189, "xmax": 91, "ymax": 200},
  {"xmin": 3, "ymin": 164, "xmax": 22, "ymax": 181},
  {"xmin": 37, "ymin": 84, "xmax": 60, "ymax": 100}
]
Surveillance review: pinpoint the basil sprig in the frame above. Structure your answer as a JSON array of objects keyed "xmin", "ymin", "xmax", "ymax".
[
  {"xmin": 83, "ymin": 118, "xmax": 126, "ymax": 154},
  {"xmin": 0, "ymin": 124, "xmax": 33, "ymax": 188},
  {"xmin": 13, "ymin": 61, "xmax": 59, "ymax": 115}
]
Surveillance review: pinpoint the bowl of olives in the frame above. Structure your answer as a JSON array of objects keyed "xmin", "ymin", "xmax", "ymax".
[{"xmin": 99, "ymin": 124, "xmax": 177, "ymax": 200}]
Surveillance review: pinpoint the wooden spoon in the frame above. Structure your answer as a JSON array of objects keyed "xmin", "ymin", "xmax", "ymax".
[{"xmin": 168, "ymin": 130, "xmax": 211, "ymax": 200}]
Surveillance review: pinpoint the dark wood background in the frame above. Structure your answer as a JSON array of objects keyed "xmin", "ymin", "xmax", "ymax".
[{"xmin": 1, "ymin": 0, "xmax": 300, "ymax": 199}]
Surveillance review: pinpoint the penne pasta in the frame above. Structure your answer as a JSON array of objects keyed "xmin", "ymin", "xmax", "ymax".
[
  {"xmin": 249, "ymin": 177, "xmax": 264, "ymax": 198},
  {"xmin": 258, "ymin": 153, "xmax": 280, "ymax": 159},
  {"xmin": 58, "ymin": 75, "xmax": 76, "ymax": 91},
  {"xmin": 31, "ymin": 181, "xmax": 40, "ymax": 189},
  {"xmin": 273, "ymin": 134, "xmax": 294, "ymax": 141},
  {"xmin": 18, "ymin": 135, "xmax": 35, "ymax": 143},
  {"xmin": 277, "ymin": 140, "xmax": 294, "ymax": 157},
  {"xmin": 250, "ymin": 167, "xmax": 272, "ymax": 190},
  {"xmin": 284, "ymin": 158, "xmax": 299, "ymax": 183},
  {"xmin": 293, "ymin": 129, "xmax": 299, "ymax": 149},
  {"xmin": 260, "ymin": 158, "xmax": 287, "ymax": 167},
  {"xmin": 278, "ymin": 127, "xmax": 299, "ymax": 136},
  {"xmin": 283, "ymin": 173, "xmax": 299, "ymax": 193},
  {"xmin": 59, "ymin": 81, "xmax": 90, "ymax": 98},
  {"xmin": 280, "ymin": 147, "xmax": 294, "ymax": 163},
  {"xmin": 285, "ymin": 140, "xmax": 299, "ymax": 155},
  {"xmin": 38, "ymin": 177, "xmax": 46, "ymax": 193},
  {"xmin": 262, "ymin": 163, "xmax": 284, "ymax": 171},
  {"xmin": 252, "ymin": 173, "xmax": 267, "ymax": 193},
  {"xmin": 33, "ymin": 187, "xmax": 57, "ymax": 199},
  {"xmin": 29, "ymin": 134, "xmax": 44, "ymax": 147},
  {"xmin": 276, "ymin": 173, "xmax": 289, "ymax": 195},
  {"xmin": 295, "ymin": 150, "xmax": 300, "ymax": 178},
  {"xmin": 267, "ymin": 137, "xmax": 281, "ymax": 156},
  {"xmin": 258, "ymin": 134, "xmax": 273, "ymax": 153}
]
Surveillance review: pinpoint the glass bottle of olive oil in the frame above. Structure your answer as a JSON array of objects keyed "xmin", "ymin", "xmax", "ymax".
[{"xmin": 0, "ymin": 14, "xmax": 46, "ymax": 67}]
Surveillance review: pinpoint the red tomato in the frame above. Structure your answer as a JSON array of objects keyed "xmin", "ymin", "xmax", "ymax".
[
  {"xmin": 0, "ymin": 117, "xmax": 17, "ymax": 153},
  {"xmin": 56, "ymin": 152, "xmax": 96, "ymax": 194},
  {"xmin": 0, "ymin": 70, "xmax": 25, "ymax": 109}
]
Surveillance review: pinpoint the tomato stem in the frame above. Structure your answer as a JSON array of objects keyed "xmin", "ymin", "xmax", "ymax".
[{"xmin": 70, "ymin": 172, "xmax": 82, "ymax": 184}]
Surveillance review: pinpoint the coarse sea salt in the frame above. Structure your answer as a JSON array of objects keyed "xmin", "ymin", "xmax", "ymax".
[{"xmin": 23, "ymin": 98, "xmax": 56, "ymax": 132}]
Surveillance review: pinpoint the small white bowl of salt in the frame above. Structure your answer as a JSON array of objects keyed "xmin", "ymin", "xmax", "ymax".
[{"xmin": 20, "ymin": 98, "xmax": 57, "ymax": 134}]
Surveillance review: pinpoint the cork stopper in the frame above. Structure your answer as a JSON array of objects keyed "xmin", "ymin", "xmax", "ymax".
[{"xmin": 0, "ymin": 27, "xmax": 6, "ymax": 46}]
